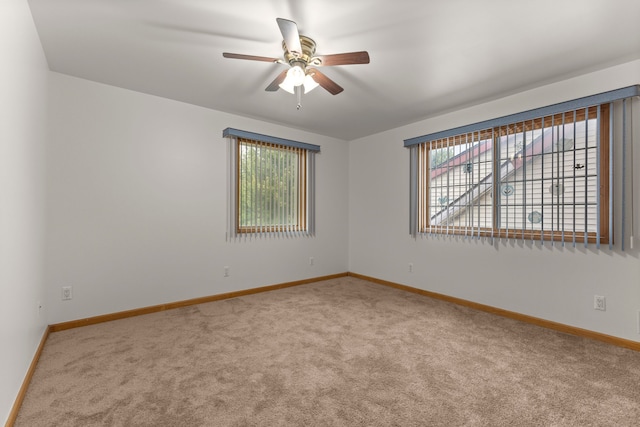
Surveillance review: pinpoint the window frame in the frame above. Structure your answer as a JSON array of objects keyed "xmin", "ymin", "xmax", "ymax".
[
  {"xmin": 404, "ymin": 84, "xmax": 640, "ymax": 250},
  {"xmin": 410, "ymin": 103, "xmax": 615, "ymax": 245},
  {"xmin": 223, "ymin": 128, "xmax": 319, "ymax": 240},
  {"xmin": 235, "ymin": 138, "xmax": 308, "ymax": 234}
]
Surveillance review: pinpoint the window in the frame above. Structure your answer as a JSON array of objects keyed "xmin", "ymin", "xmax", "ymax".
[
  {"xmin": 407, "ymin": 86, "xmax": 640, "ymax": 247},
  {"xmin": 237, "ymin": 139, "xmax": 307, "ymax": 233},
  {"xmin": 223, "ymin": 128, "xmax": 318, "ymax": 239}
]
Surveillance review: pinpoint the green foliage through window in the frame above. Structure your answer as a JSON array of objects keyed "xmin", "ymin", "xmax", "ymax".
[{"xmin": 238, "ymin": 139, "xmax": 307, "ymax": 232}]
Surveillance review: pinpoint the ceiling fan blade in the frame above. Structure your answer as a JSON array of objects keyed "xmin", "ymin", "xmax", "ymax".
[
  {"xmin": 223, "ymin": 52, "xmax": 280, "ymax": 63},
  {"xmin": 308, "ymin": 68, "xmax": 343, "ymax": 95},
  {"xmin": 315, "ymin": 51, "xmax": 370, "ymax": 66},
  {"xmin": 276, "ymin": 18, "xmax": 302, "ymax": 57},
  {"xmin": 265, "ymin": 70, "xmax": 289, "ymax": 91}
]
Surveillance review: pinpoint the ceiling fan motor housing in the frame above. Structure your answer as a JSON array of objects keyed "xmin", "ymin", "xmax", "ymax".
[{"xmin": 283, "ymin": 35, "xmax": 318, "ymax": 66}]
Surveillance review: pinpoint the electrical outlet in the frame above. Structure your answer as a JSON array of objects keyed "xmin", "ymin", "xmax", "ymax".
[
  {"xmin": 62, "ymin": 286, "xmax": 73, "ymax": 301},
  {"xmin": 408, "ymin": 263, "xmax": 413, "ymax": 273},
  {"xmin": 594, "ymin": 295, "xmax": 606, "ymax": 311},
  {"xmin": 309, "ymin": 257, "xmax": 314, "ymax": 266},
  {"xmin": 224, "ymin": 266, "xmax": 229, "ymax": 277}
]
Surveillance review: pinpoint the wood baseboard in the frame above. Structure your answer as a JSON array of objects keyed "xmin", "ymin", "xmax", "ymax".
[
  {"xmin": 6, "ymin": 326, "xmax": 50, "ymax": 427},
  {"xmin": 48, "ymin": 271, "xmax": 640, "ymax": 351},
  {"xmin": 348, "ymin": 272, "xmax": 640, "ymax": 352},
  {"xmin": 50, "ymin": 273, "xmax": 349, "ymax": 332}
]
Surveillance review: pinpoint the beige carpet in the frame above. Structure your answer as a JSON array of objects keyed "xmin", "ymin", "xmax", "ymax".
[{"xmin": 15, "ymin": 277, "xmax": 640, "ymax": 426}]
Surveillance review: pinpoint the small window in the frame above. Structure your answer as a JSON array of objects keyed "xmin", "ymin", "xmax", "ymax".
[
  {"xmin": 224, "ymin": 128, "xmax": 318, "ymax": 239},
  {"xmin": 412, "ymin": 104, "xmax": 610, "ymax": 244},
  {"xmin": 237, "ymin": 138, "xmax": 307, "ymax": 233}
]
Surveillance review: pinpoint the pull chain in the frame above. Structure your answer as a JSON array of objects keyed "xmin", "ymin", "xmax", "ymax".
[{"xmin": 295, "ymin": 85, "xmax": 302, "ymax": 110}]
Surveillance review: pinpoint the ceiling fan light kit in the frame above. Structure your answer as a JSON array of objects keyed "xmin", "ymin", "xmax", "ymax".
[
  {"xmin": 223, "ymin": 18, "xmax": 370, "ymax": 110},
  {"xmin": 281, "ymin": 62, "xmax": 306, "ymax": 88}
]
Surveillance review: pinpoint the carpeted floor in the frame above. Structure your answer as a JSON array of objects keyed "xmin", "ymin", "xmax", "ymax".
[{"xmin": 14, "ymin": 277, "xmax": 640, "ymax": 426}]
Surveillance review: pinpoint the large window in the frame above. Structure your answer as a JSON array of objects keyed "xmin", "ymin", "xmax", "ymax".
[
  {"xmin": 414, "ymin": 106, "xmax": 609, "ymax": 244},
  {"xmin": 407, "ymin": 86, "xmax": 640, "ymax": 246},
  {"xmin": 224, "ymin": 128, "xmax": 318, "ymax": 239}
]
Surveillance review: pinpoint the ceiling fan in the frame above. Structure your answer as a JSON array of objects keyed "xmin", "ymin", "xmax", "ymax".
[{"xmin": 223, "ymin": 18, "xmax": 370, "ymax": 107}]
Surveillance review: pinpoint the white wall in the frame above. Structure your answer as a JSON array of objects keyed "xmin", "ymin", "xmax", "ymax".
[
  {"xmin": 349, "ymin": 60, "xmax": 640, "ymax": 342},
  {"xmin": 0, "ymin": 0, "xmax": 49, "ymax": 424},
  {"xmin": 45, "ymin": 73, "xmax": 349, "ymax": 324}
]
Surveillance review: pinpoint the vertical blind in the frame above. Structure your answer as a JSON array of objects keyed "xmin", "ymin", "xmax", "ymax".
[
  {"xmin": 406, "ymin": 85, "xmax": 639, "ymax": 250},
  {"xmin": 224, "ymin": 128, "xmax": 319, "ymax": 241}
]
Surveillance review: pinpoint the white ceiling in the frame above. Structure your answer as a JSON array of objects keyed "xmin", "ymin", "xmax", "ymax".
[{"xmin": 27, "ymin": 0, "xmax": 640, "ymax": 141}]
